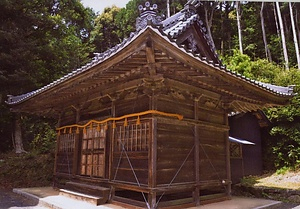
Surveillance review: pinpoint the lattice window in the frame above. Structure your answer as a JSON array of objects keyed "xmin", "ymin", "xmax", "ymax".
[
  {"xmin": 59, "ymin": 133, "xmax": 76, "ymax": 152},
  {"xmin": 80, "ymin": 126, "xmax": 106, "ymax": 177},
  {"xmin": 56, "ymin": 133, "xmax": 76, "ymax": 174},
  {"xmin": 114, "ymin": 121, "xmax": 150, "ymax": 152},
  {"xmin": 230, "ymin": 142, "xmax": 242, "ymax": 158}
]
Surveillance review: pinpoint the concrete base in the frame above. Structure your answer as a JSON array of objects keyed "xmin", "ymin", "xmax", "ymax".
[
  {"xmin": 13, "ymin": 187, "xmax": 287, "ymax": 209},
  {"xmin": 59, "ymin": 189, "xmax": 103, "ymax": 205},
  {"xmin": 13, "ymin": 187, "xmax": 123, "ymax": 209}
]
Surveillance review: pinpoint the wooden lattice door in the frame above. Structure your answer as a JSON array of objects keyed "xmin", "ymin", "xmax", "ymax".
[{"xmin": 80, "ymin": 126, "xmax": 106, "ymax": 177}]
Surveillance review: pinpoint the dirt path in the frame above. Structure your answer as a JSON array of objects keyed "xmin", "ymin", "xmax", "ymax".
[{"xmin": 0, "ymin": 188, "xmax": 38, "ymax": 209}]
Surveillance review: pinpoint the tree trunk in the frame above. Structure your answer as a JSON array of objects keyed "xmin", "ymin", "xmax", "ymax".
[
  {"xmin": 167, "ymin": 0, "xmax": 170, "ymax": 18},
  {"xmin": 14, "ymin": 115, "xmax": 26, "ymax": 154},
  {"xmin": 296, "ymin": 9, "xmax": 300, "ymax": 48},
  {"xmin": 276, "ymin": 2, "xmax": 289, "ymax": 70},
  {"xmin": 203, "ymin": 2, "xmax": 218, "ymax": 50},
  {"xmin": 273, "ymin": 3, "xmax": 281, "ymax": 41},
  {"xmin": 260, "ymin": 2, "xmax": 272, "ymax": 62},
  {"xmin": 289, "ymin": 2, "xmax": 300, "ymax": 69},
  {"xmin": 236, "ymin": 1, "xmax": 243, "ymax": 54}
]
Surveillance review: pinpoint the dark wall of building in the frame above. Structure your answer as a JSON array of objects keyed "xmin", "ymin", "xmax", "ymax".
[{"xmin": 229, "ymin": 113, "xmax": 263, "ymax": 183}]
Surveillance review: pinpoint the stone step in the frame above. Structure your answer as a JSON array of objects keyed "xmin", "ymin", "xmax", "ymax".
[
  {"xmin": 64, "ymin": 181, "xmax": 110, "ymax": 205},
  {"xmin": 59, "ymin": 189, "xmax": 106, "ymax": 205},
  {"xmin": 65, "ymin": 181, "xmax": 110, "ymax": 197}
]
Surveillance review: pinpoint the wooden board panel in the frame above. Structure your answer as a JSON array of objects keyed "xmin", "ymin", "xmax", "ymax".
[
  {"xmin": 156, "ymin": 119, "xmax": 195, "ymax": 185},
  {"xmin": 112, "ymin": 168, "xmax": 149, "ymax": 185},
  {"xmin": 115, "ymin": 95, "xmax": 149, "ymax": 117},
  {"xmin": 198, "ymin": 108, "xmax": 225, "ymax": 125},
  {"xmin": 157, "ymin": 95, "xmax": 194, "ymax": 119},
  {"xmin": 198, "ymin": 127, "xmax": 227, "ymax": 181}
]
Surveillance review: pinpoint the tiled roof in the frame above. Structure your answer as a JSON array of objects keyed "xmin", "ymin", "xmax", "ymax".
[{"xmin": 6, "ymin": 2, "xmax": 294, "ymax": 106}]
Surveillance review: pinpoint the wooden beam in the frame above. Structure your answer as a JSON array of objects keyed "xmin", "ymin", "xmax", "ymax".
[
  {"xmin": 146, "ymin": 39, "xmax": 156, "ymax": 76},
  {"xmin": 224, "ymin": 112, "xmax": 231, "ymax": 196},
  {"xmin": 194, "ymin": 98, "xmax": 200, "ymax": 206},
  {"xmin": 164, "ymin": 78, "xmax": 221, "ymax": 101}
]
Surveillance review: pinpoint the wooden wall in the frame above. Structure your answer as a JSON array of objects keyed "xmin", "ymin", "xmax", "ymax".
[
  {"xmin": 111, "ymin": 119, "xmax": 151, "ymax": 186},
  {"xmin": 115, "ymin": 94, "xmax": 150, "ymax": 117},
  {"xmin": 55, "ymin": 133, "xmax": 77, "ymax": 175},
  {"xmin": 198, "ymin": 128, "xmax": 227, "ymax": 182},
  {"xmin": 155, "ymin": 94, "xmax": 228, "ymax": 195},
  {"xmin": 156, "ymin": 94, "xmax": 194, "ymax": 119},
  {"xmin": 156, "ymin": 118, "xmax": 195, "ymax": 186},
  {"xmin": 54, "ymin": 90, "xmax": 231, "ymax": 207}
]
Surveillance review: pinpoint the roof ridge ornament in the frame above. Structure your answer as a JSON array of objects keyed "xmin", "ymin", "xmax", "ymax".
[
  {"xmin": 136, "ymin": 2, "xmax": 163, "ymax": 31},
  {"xmin": 184, "ymin": 0, "xmax": 201, "ymax": 18}
]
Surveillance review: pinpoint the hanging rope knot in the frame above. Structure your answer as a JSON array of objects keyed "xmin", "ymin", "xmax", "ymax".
[{"xmin": 124, "ymin": 118, "xmax": 128, "ymax": 127}]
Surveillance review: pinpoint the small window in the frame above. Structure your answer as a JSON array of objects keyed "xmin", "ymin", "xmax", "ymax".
[{"xmin": 230, "ymin": 142, "xmax": 242, "ymax": 158}]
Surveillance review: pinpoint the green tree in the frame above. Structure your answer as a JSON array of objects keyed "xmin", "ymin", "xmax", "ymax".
[
  {"xmin": 91, "ymin": 6, "xmax": 122, "ymax": 53},
  {"xmin": 224, "ymin": 51, "xmax": 300, "ymax": 169},
  {"xmin": 0, "ymin": 0, "xmax": 95, "ymax": 152},
  {"xmin": 266, "ymin": 70, "xmax": 300, "ymax": 169}
]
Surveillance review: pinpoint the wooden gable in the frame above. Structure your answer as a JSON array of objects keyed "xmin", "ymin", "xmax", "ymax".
[{"xmin": 7, "ymin": 25, "xmax": 293, "ymax": 117}]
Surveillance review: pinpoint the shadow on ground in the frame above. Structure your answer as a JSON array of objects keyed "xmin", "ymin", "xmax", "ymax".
[{"xmin": 0, "ymin": 188, "xmax": 37, "ymax": 209}]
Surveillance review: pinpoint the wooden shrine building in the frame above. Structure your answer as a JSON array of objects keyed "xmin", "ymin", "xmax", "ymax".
[{"xmin": 7, "ymin": 2, "xmax": 294, "ymax": 208}]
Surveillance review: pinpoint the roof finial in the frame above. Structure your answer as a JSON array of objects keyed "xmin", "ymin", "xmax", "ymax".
[
  {"xmin": 184, "ymin": 0, "xmax": 201, "ymax": 18},
  {"xmin": 136, "ymin": 2, "xmax": 163, "ymax": 31}
]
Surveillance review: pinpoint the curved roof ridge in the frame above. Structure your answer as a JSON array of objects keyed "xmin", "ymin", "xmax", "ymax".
[{"xmin": 6, "ymin": 8, "xmax": 294, "ymax": 106}]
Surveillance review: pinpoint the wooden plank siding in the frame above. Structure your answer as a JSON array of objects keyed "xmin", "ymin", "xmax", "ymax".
[
  {"xmin": 111, "ymin": 119, "xmax": 151, "ymax": 186},
  {"xmin": 156, "ymin": 94, "xmax": 194, "ymax": 119},
  {"xmin": 197, "ymin": 118, "xmax": 227, "ymax": 179},
  {"xmin": 156, "ymin": 118, "xmax": 195, "ymax": 186},
  {"xmin": 115, "ymin": 95, "xmax": 150, "ymax": 117}
]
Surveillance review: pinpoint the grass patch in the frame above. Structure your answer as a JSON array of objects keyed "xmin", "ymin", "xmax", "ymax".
[{"xmin": 241, "ymin": 169, "xmax": 300, "ymax": 190}]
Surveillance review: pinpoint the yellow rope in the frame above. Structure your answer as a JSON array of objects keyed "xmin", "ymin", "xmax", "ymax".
[{"xmin": 56, "ymin": 110, "xmax": 183, "ymax": 132}]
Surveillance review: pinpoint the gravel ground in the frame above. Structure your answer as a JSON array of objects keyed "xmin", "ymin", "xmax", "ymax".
[{"xmin": 0, "ymin": 188, "xmax": 42, "ymax": 209}]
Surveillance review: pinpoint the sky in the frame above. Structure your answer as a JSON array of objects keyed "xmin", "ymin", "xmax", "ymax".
[{"xmin": 81, "ymin": 0, "xmax": 131, "ymax": 14}]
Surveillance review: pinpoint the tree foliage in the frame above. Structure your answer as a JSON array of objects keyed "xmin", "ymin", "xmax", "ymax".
[
  {"xmin": 0, "ymin": 0, "xmax": 95, "ymax": 152},
  {"xmin": 224, "ymin": 51, "xmax": 300, "ymax": 169},
  {"xmin": 266, "ymin": 72, "xmax": 300, "ymax": 169}
]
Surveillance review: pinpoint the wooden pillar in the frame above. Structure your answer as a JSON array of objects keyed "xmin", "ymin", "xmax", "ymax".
[
  {"xmin": 148, "ymin": 118, "xmax": 157, "ymax": 208},
  {"xmin": 73, "ymin": 133, "xmax": 80, "ymax": 175},
  {"xmin": 54, "ymin": 133, "xmax": 60, "ymax": 176},
  {"xmin": 224, "ymin": 112, "xmax": 231, "ymax": 196},
  {"xmin": 109, "ymin": 99, "xmax": 116, "ymax": 200},
  {"xmin": 54, "ymin": 113, "xmax": 63, "ymax": 177},
  {"xmin": 109, "ymin": 99, "xmax": 116, "ymax": 180},
  {"xmin": 74, "ymin": 109, "xmax": 80, "ymax": 176},
  {"xmin": 111, "ymin": 100, "xmax": 116, "ymax": 117},
  {"xmin": 149, "ymin": 94, "xmax": 157, "ymax": 110},
  {"xmin": 148, "ymin": 192, "xmax": 157, "ymax": 209},
  {"xmin": 193, "ymin": 98, "xmax": 200, "ymax": 205},
  {"xmin": 75, "ymin": 109, "xmax": 80, "ymax": 123}
]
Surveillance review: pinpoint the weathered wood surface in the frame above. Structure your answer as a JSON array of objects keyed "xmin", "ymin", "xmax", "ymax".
[
  {"xmin": 156, "ymin": 118, "xmax": 194, "ymax": 186},
  {"xmin": 111, "ymin": 119, "xmax": 151, "ymax": 186}
]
